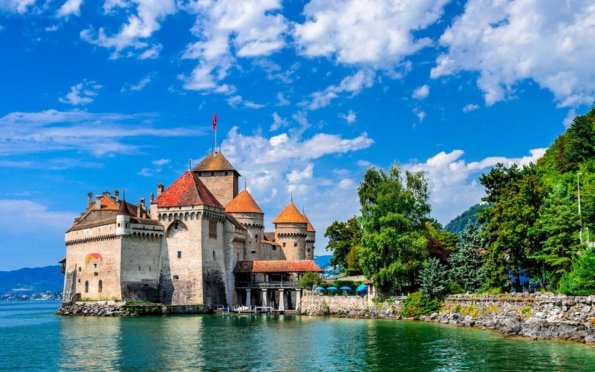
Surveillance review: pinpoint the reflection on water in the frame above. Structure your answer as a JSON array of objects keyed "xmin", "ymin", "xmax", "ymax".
[{"xmin": 1, "ymin": 301, "xmax": 594, "ymax": 371}]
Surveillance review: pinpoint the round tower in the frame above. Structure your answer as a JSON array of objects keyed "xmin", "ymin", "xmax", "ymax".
[
  {"xmin": 116, "ymin": 200, "xmax": 131, "ymax": 236},
  {"xmin": 302, "ymin": 212, "xmax": 316, "ymax": 260},
  {"xmin": 225, "ymin": 189, "xmax": 264, "ymax": 260},
  {"xmin": 273, "ymin": 202, "xmax": 308, "ymax": 261}
]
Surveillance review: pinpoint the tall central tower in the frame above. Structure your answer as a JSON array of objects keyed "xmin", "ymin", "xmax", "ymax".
[{"xmin": 192, "ymin": 151, "xmax": 240, "ymax": 207}]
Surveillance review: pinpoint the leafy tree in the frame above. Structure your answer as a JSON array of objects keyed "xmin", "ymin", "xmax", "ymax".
[
  {"xmin": 401, "ymin": 291, "xmax": 442, "ymax": 319},
  {"xmin": 448, "ymin": 222, "xmax": 486, "ymax": 292},
  {"xmin": 425, "ymin": 220, "xmax": 458, "ymax": 263},
  {"xmin": 479, "ymin": 163, "xmax": 545, "ymax": 289},
  {"xmin": 299, "ymin": 272, "xmax": 321, "ymax": 289},
  {"xmin": 345, "ymin": 245, "xmax": 362, "ymax": 274},
  {"xmin": 358, "ymin": 165, "xmax": 431, "ymax": 293},
  {"xmin": 559, "ymin": 248, "xmax": 595, "ymax": 295},
  {"xmin": 420, "ymin": 258, "xmax": 448, "ymax": 299},
  {"xmin": 324, "ymin": 216, "xmax": 362, "ymax": 269}
]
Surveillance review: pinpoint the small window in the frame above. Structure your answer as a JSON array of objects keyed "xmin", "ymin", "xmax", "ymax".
[
  {"xmin": 255, "ymin": 234, "xmax": 258, "ymax": 240},
  {"xmin": 126, "ymin": 223, "xmax": 129, "ymax": 228},
  {"xmin": 225, "ymin": 171, "xmax": 228, "ymax": 176},
  {"xmin": 78, "ymin": 267, "xmax": 81, "ymax": 272},
  {"xmin": 251, "ymin": 251, "xmax": 256, "ymax": 254},
  {"xmin": 98, "ymin": 280, "xmax": 103, "ymax": 293},
  {"xmin": 294, "ymin": 242, "xmax": 297, "ymax": 247},
  {"xmin": 209, "ymin": 220, "xmax": 217, "ymax": 238},
  {"xmin": 210, "ymin": 172, "xmax": 214, "ymax": 176},
  {"xmin": 149, "ymin": 266, "xmax": 152, "ymax": 272},
  {"xmin": 93, "ymin": 263, "xmax": 97, "ymax": 268},
  {"xmin": 138, "ymin": 265, "xmax": 141, "ymax": 271},
  {"xmin": 177, "ymin": 251, "xmax": 182, "ymax": 259},
  {"xmin": 212, "ymin": 251, "xmax": 216, "ymax": 260},
  {"xmin": 94, "ymin": 272, "xmax": 98, "ymax": 276},
  {"xmin": 117, "ymin": 223, "xmax": 121, "ymax": 227},
  {"xmin": 78, "ymin": 279, "xmax": 81, "ymax": 283},
  {"xmin": 283, "ymin": 242, "xmax": 286, "ymax": 247},
  {"xmin": 272, "ymin": 246, "xmax": 276, "ymax": 251},
  {"xmin": 173, "ymin": 275, "xmax": 179, "ymax": 280},
  {"xmin": 85, "ymin": 281, "xmax": 89, "ymax": 293}
]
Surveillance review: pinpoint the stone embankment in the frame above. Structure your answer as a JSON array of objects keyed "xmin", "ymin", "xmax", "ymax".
[
  {"xmin": 300, "ymin": 293, "xmax": 595, "ymax": 343},
  {"xmin": 300, "ymin": 295, "xmax": 404, "ymax": 318},
  {"xmin": 57, "ymin": 302, "xmax": 211, "ymax": 316},
  {"xmin": 423, "ymin": 293, "xmax": 595, "ymax": 343}
]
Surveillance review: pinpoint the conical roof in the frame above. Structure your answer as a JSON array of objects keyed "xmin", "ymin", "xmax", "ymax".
[
  {"xmin": 272, "ymin": 202, "xmax": 308, "ymax": 224},
  {"xmin": 117, "ymin": 200, "xmax": 131, "ymax": 216},
  {"xmin": 155, "ymin": 171, "xmax": 223, "ymax": 208},
  {"xmin": 193, "ymin": 151, "xmax": 239, "ymax": 173},
  {"xmin": 225, "ymin": 189, "xmax": 263, "ymax": 214},
  {"xmin": 302, "ymin": 212, "xmax": 316, "ymax": 233}
]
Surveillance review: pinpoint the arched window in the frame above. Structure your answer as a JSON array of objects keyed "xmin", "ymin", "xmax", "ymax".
[
  {"xmin": 85, "ymin": 281, "xmax": 89, "ymax": 293},
  {"xmin": 98, "ymin": 280, "xmax": 103, "ymax": 293}
]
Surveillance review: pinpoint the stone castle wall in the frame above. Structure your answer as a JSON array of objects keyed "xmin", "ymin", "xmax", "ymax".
[
  {"xmin": 275, "ymin": 223, "xmax": 307, "ymax": 261},
  {"xmin": 120, "ymin": 234, "xmax": 162, "ymax": 301},
  {"xmin": 197, "ymin": 171, "xmax": 238, "ymax": 207}
]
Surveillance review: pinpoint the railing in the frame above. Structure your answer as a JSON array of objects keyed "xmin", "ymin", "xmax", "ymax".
[{"xmin": 235, "ymin": 281, "xmax": 299, "ymax": 289}]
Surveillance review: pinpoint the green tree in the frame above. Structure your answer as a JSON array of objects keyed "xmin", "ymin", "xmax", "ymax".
[
  {"xmin": 324, "ymin": 216, "xmax": 362, "ymax": 269},
  {"xmin": 559, "ymin": 248, "xmax": 595, "ymax": 295},
  {"xmin": 358, "ymin": 165, "xmax": 431, "ymax": 293},
  {"xmin": 448, "ymin": 222, "xmax": 486, "ymax": 292},
  {"xmin": 299, "ymin": 272, "xmax": 321, "ymax": 289},
  {"xmin": 420, "ymin": 258, "xmax": 448, "ymax": 298},
  {"xmin": 479, "ymin": 163, "xmax": 545, "ymax": 289}
]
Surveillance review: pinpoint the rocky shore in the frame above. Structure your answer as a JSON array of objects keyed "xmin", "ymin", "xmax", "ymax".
[
  {"xmin": 57, "ymin": 302, "xmax": 212, "ymax": 316},
  {"xmin": 300, "ymin": 293, "xmax": 595, "ymax": 344}
]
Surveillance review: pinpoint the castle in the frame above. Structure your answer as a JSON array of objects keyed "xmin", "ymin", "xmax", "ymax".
[{"xmin": 62, "ymin": 151, "xmax": 322, "ymax": 310}]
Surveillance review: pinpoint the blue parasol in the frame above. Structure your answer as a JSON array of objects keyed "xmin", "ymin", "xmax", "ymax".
[
  {"xmin": 339, "ymin": 286, "xmax": 352, "ymax": 291},
  {"xmin": 356, "ymin": 284, "xmax": 368, "ymax": 293},
  {"xmin": 326, "ymin": 286, "xmax": 338, "ymax": 291},
  {"xmin": 314, "ymin": 286, "xmax": 325, "ymax": 292}
]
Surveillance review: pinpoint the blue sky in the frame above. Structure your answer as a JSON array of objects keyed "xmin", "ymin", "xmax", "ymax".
[{"xmin": 0, "ymin": 0, "xmax": 593, "ymax": 270}]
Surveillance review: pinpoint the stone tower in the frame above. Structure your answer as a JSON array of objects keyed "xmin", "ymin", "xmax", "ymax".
[
  {"xmin": 302, "ymin": 212, "xmax": 316, "ymax": 260},
  {"xmin": 116, "ymin": 199, "xmax": 131, "ymax": 236},
  {"xmin": 225, "ymin": 189, "xmax": 264, "ymax": 261},
  {"xmin": 192, "ymin": 151, "xmax": 240, "ymax": 207},
  {"xmin": 273, "ymin": 202, "xmax": 308, "ymax": 261}
]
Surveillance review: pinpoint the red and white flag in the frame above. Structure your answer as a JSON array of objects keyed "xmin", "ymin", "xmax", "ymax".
[{"xmin": 212, "ymin": 113, "xmax": 217, "ymax": 130}]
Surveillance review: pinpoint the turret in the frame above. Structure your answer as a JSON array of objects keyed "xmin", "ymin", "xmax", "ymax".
[
  {"xmin": 116, "ymin": 200, "xmax": 131, "ymax": 236},
  {"xmin": 225, "ymin": 189, "xmax": 264, "ymax": 259},
  {"xmin": 192, "ymin": 151, "xmax": 240, "ymax": 207},
  {"xmin": 273, "ymin": 202, "xmax": 308, "ymax": 261}
]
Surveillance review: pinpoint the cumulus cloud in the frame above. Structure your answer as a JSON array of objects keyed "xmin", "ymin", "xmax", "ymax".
[
  {"xmin": 341, "ymin": 110, "xmax": 357, "ymax": 124},
  {"xmin": 294, "ymin": 0, "xmax": 449, "ymax": 67},
  {"xmin": 59, "ymin": 80, "xmax": 102, "ymax": 105},
  {"xmin": 0, "ymin": 199, "xmax": 74, "ymax": 232},
  {"xmin": 431, "ymin": 0, "xmax": 595, "ymax": 107},
  {"xmin": 463, "ymin": 103, "xmax": 480, "ymax": 113},
  {"xmin": 406, "ymin": 148, "xmax": 547, "ymax": 224},
  {"xmin": 182, "ymin": 0, "xmax": 287, "ymax": 92},
  {"xmin": 226, "ymin": 95, "xmax": 265, "ymax": 109},
  {"xmin": 412, "ymin": 84, "xmax": 429, "ymax": 100},
  {"xmin": 0, "ymin": 109, "xmax": 199, "ymax": 156},
  {"xmin": 270, "ymin": 112, "xmax": 288, "ymax": 131},
  {"xmin": 81, "ymin": 0, "xmax": 176, "ymax": 59},
  {"xmin": 304, "ymin": 69, "xmax": 374, "ymax": 110},
  {"xmin": 56, "ymin": 0, "xmax": 83, "ymax": 17},
  {"xmin": 0, "ymin": 0, "xmax": 36, "ymax": 14},
  {"xmin": 122, "ymin": 75, "xmax": 152, "ymax": 92}
]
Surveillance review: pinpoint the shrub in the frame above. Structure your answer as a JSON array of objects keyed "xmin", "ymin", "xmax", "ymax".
[
  {"xmin": 559, "ymin": 249, "xmax": 595, "ymax": 295},
  {"xmin": 520, "ymin": 305, "xmax": 532, "ymax": 318},
  {"xmin": 420, "ymin": 258, "xmax": 448, "ymax": 299},
  {"xmin": 299, "ymin": 272, "xmax": 322, "ymax": 289},
  {"xmin": 402, "ymin": 291, "xmax": 442, "ymax": 319}
]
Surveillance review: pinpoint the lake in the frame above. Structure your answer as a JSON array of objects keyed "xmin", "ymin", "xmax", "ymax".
[{"xmin": 1, "ymin": 301, "xmax": 594, "ymax": 371}]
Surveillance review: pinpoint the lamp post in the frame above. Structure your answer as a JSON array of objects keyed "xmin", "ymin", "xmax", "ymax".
[{"xmin": 577, "ymin": 173, "xmax": 583, "ymax": 245}]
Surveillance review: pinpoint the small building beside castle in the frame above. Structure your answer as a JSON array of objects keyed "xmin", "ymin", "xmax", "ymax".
[{"xmin": 62, "ymin": 151, "xmax": 322, "ymax": 310}]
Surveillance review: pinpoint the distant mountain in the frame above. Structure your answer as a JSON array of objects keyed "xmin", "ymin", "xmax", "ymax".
[
  {"xmin": 445, "ymin": 204, "xmax": 488, "ymax": 235},
  {"xmin": 0, "ymin": 265, "xmax": 63, "ymax": 294},
  {"xmin": 314, "ymin": 255, "xmax": 332, "ymax": 270}
]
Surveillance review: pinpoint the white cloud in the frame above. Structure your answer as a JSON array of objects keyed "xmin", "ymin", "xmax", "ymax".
[
  {"xmin": 341, "ymin": 110, "xmax": 357, "ymax": 124},
  {"xmin": 413, "ymin": 108, "xmax": 426, "ymax": 122},
  {"xmin": 0, "ymin": 109, "xmax": 198, "ymax": 156},
  {"xmin": 406, "ymin": 148, "xmax": 547, "ymax": 224},
  {"xmin": 0, "ymin": 0, "xmax": 36, "ymax": 14},
  {"xmin": 294, "ymin": 0, "xmax": 449, "ymax": 67},
  {"xmin": 81, "ymin": 0, "xmax": 176, "ymax": 59},
  {"xmin": 138, "ymin": 158, "xmax": 171, "ymax": 177},
  {"xmin": 431, "ymin": 0, "xmax": 595, "ymax": 107},
  {"xmin": 463, "ymin": 103, "xmax": 480, "ymax": 113},
  {"xmin": 305, "ymin": 69, "xmax": 374, "ymax": 110},
  {"xmin": 563, "ymin": 108, "xmax": 576, "ymax": 128},
  {"xmin": 57, "ymin": 0, "xmax": 83, "ymax": 17},
  {"xmin": 0, "ymin": 199, "xmax": 74, "ymax": 232},
  {"xmin": 122, "ymin": 75, "xmax": 152, "ymax": 92},
  {"xmin": 412, "ymin": 84, "xmax": 429, "ymax": 100},
  {"xmin": 59, "ymin": 80, "xmax": 102, "ymax": 106},
  {"xmin": 182, "ymin": 0, "xmax": 287, "ymax": 92},
  {"xmin": 287, "ymin": 163, "xmax": 314, "ymax": 183},
  {"xmin": 270, "ymin": 112, "xmax": 288, "ymax": 131},
  {"xmin": 276, "ymin": 92, "xmax": 290, "ymax": 106},
  {"xmin": 226, "ymin": 95, "xmax": 265, "ymax": 109}
]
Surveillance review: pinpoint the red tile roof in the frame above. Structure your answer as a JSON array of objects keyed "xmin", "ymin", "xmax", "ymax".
[
  {"xmin": 155, "ymin": 171, "xmax": 223, "ymax": 209},
  {"xmin": 233, "ymin": 260, "xmax": 323, "ymax": 273},
  {"xmin": 225, "ymin": 189, "xmax": 263, "ymax": 214},
  {"xmin": 193, "ymin": 151, "xmax": 238, "ymax": 173},
  {"xmin": 272, "ymin": 202, "xmax": 308, "ymax": 224},
  {"xmin": 302, "ymin": 213, "xmax": 316, "ymax": 233}
]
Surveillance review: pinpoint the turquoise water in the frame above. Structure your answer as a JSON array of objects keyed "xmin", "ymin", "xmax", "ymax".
[{"xmin": 1, "ymin": 301, "xmax": 594, "ymax": 371}]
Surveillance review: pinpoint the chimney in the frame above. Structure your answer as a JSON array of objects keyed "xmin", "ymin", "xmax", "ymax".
[
  {"xmin": 138, "ymin": 198, "xmax": 145, "ymax": 218},
  {"xmin": 87, "ymin": 192, "xmax": 93, "ymax": 208},
  {"xmin": 114, "ymin": 189, "xmax": 120, "ymax": 201},
  {"xmin": 95, "ymin": 195, "xmax": 103, "ymax": 210},
  {"xmin": 157, "ymin": 183, "xmax": 164, "ymax": 197}
]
